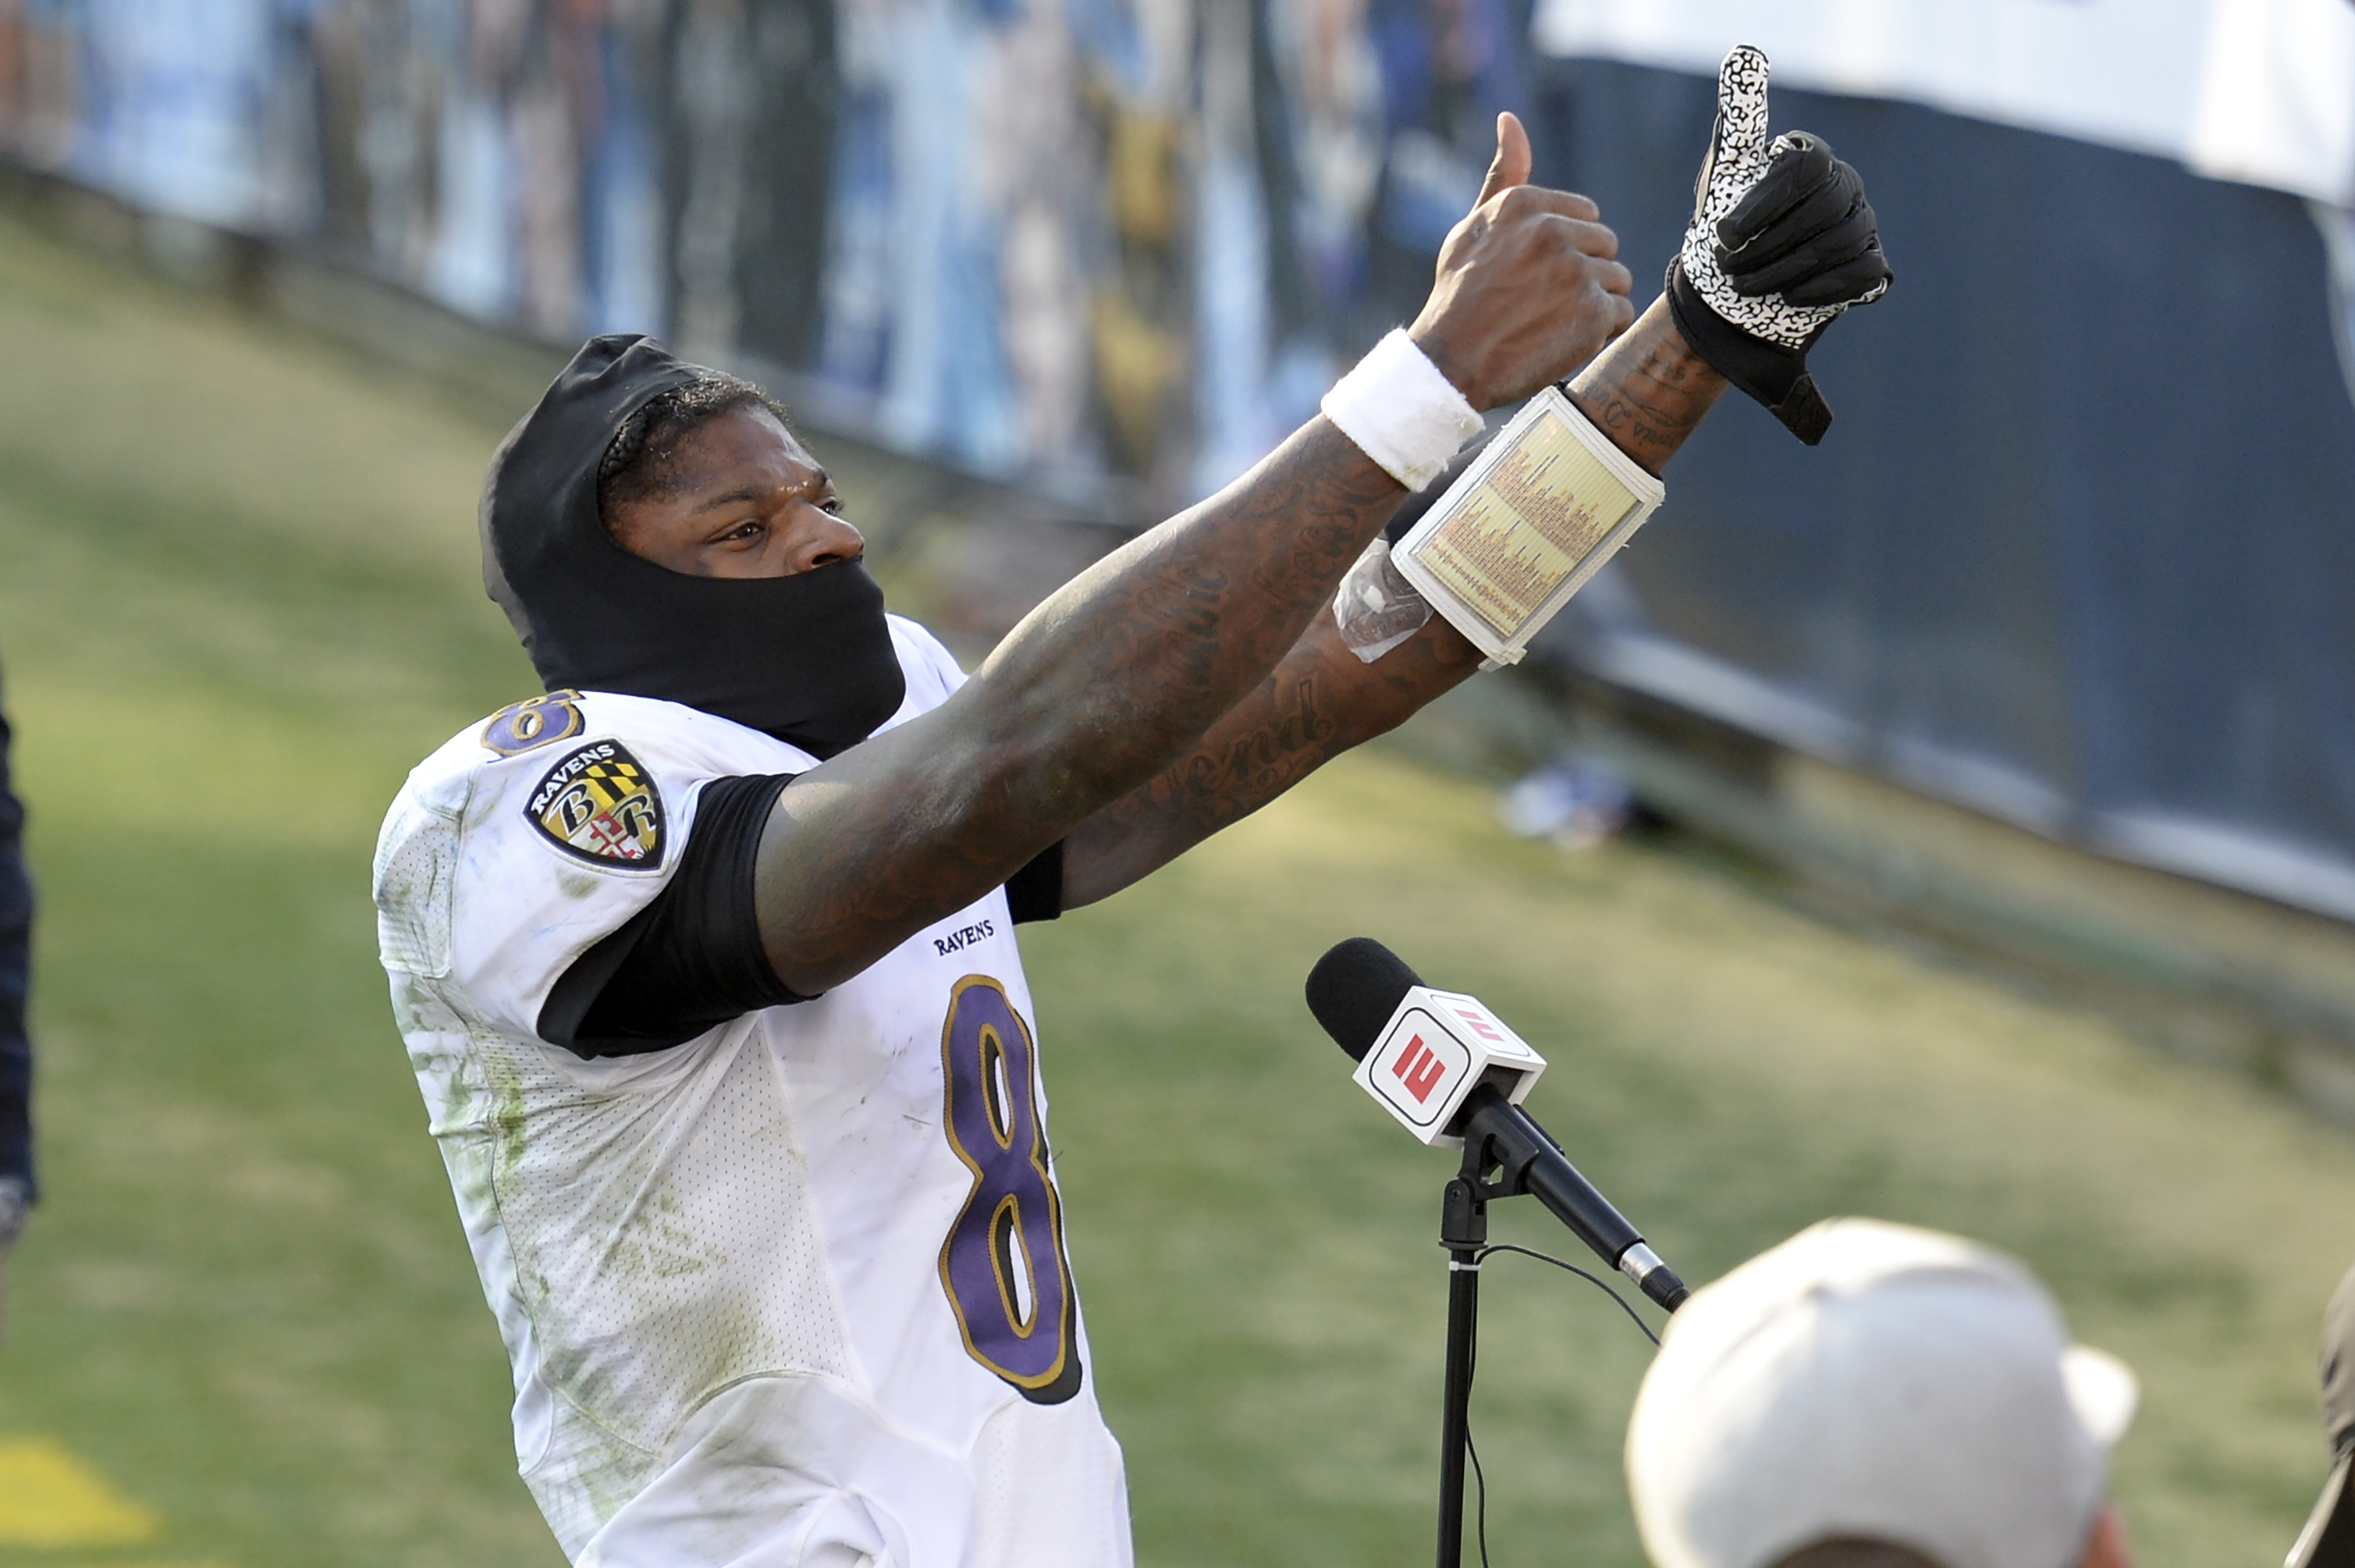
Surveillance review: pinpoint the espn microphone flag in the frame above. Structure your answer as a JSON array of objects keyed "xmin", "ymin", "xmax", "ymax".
[
  {"xmin": 1304, "ymin": 937, "xmax": 1689, "ymax": 1310},
  {"xmin": 1355, "ymin": 989, "xmax": 1546, "ymax": 1148}
]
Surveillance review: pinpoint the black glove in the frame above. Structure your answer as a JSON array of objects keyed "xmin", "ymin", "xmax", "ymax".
[{"xmin": 1666, "ymin": 45, "xmax": 1893, "ymax": 444}]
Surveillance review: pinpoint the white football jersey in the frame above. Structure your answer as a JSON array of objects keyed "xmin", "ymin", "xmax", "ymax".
[{"xmin": 372, "ymin": 616, "xmax": 1130, "ymax": 1568}]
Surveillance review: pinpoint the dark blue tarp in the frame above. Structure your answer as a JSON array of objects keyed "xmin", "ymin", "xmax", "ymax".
[{"xmin": 1528, "ymin": 58, "xmax": 2355, "ymax": 917}]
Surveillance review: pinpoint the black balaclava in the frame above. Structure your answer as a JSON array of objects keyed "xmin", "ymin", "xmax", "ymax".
[{"xmin": 481, "ymin": 334, "xmax": 907, "ymax": 759}]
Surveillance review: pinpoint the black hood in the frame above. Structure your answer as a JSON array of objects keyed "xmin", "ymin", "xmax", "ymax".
[{"xmin": 480, "ymin": 334, "xmax": 906, "ymax": 758}]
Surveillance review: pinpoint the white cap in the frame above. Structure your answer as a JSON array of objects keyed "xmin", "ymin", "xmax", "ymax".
[{"xmin": 1626, "ymin": 1219, "xmax": 2138, "ymax": 1568}]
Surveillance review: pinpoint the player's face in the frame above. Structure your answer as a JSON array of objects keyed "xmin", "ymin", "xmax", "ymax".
[{"xmin": 604, "ymin": 406, "xmax": 867, "ymax": 580}]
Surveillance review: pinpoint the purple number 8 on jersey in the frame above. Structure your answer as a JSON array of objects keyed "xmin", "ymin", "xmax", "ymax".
[{"xmin": 937, "ymin": 975, "xmax": 1083, "ymax": 1404}]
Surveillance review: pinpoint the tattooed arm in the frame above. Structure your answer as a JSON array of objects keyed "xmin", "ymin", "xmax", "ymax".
[
  {"xmin": 1561, "ymin": 292, "xmax": 1733, "ymax": 480},
  {"xmin": 754, "ymin": 115, "xmax": 1638, "ymax": 993},
  {"xmin": 1059, "ymin": 294, "xmax": 1728, "ymax": 908}
]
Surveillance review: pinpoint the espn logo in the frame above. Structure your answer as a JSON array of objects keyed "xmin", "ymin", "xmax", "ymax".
[
  {"xmin": 1351, "ymin": 987, "xmax": 1546, "ymax": 1148},
  {"xmin": 1393, "ymin": 1035, "xmax": 1448, "ymax": 1103},
  {"xmin": 1451, "ymin": 1005, "xmax": 1506, "ymax": 1043}
]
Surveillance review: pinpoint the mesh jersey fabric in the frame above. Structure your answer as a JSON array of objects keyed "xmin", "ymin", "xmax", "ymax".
[{"xmin": 372, "ymin": 614, "xmax": 1130, "ymax": 1567}]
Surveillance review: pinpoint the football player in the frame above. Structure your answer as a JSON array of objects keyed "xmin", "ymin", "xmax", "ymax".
[{"xmin": 378, "ymin": 62, "xmax": 1887, "ymax": 1567}]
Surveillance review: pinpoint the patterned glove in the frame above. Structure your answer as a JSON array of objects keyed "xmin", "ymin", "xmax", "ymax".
[{"xmin": 1666, "ymin": 45, "xmax": 1893, "ymax": 445}]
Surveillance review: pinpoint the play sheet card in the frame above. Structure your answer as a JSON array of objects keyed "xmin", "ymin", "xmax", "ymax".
[{"xmin": 1390, "ymin": 385, "xmax": 1665, "ymax": 665}]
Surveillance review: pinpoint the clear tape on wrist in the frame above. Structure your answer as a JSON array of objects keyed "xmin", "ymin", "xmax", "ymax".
[
  {"xmin": 1334, "ymin": 538, "xmax": 1435, "ymax": 663},
  {"xmin": 1320, "ymin": 329, "xmax": 1484, "ymax": 491},
  {"xmin": 1385, "ymin": 385, "xmax": 1665, "ymax": 669}
]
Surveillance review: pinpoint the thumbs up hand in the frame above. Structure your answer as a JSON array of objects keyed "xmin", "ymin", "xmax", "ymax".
[
  {"xmin": 1667, "ymin": 46, "xmax": 1892, "ymax": 443},
  {"xmin": 1405, "ymin": 111, "xmax": 1638, "ymax": 412}
]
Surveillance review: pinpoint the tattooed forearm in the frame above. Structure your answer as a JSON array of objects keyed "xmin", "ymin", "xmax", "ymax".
[
  {"xmin": 975, "ymin": 418, "xmax": 1407, "ymax": 807},
  {"xmin": 1567, "ymin": 296, "xmax": 1729, "ymax": 476},
  {"xmin": 1060, "ymin": 609, "xmax": 1485, "ymax": 906},
  {"xmin": 1060, "ymin": 297, "xmax": 1730, "ymax": 909}
]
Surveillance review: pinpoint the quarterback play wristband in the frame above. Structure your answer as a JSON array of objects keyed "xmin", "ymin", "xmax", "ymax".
[
  {"xmin": 1320, "ymin": 329, "xmax": 1485, "ymax": 492},
  {"xmin": 1386, "ymin": 385, "xmax": 1664, "ymax": 667}
]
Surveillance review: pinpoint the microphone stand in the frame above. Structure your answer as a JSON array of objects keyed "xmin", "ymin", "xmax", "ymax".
[
  {"xmin": 1432, "ymin": 1099, "xmax": 1684, "ymax": 1567},
  {"xmin": 1435, "ymin": 1142, "xmax": 1492, "ymax": 1568}
]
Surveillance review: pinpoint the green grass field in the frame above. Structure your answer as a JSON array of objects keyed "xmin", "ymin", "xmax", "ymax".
[{"xmin": 0, "ymin": 206, "xmax": 2351, "ymax": 1568}]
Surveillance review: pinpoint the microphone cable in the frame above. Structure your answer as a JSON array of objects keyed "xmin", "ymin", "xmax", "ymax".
[
  {"xmin": 1478, "ymin": 1243, "xmax": 1661, "ymax": 1346},
  {"xmin": 1458, "ymin": 1242, "xmax": 1666, "ymax": 1568}
]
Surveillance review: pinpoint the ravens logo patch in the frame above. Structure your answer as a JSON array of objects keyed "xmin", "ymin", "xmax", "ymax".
[{"xmin": 524, "ymin": 740, "xmax": 666, "ymax": 869}]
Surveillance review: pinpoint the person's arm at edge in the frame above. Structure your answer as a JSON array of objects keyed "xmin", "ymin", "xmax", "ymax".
[
  {"xmin": 1057, "ymin": 294, "xmax": 1729, "ymax": 909},
  {"xmin": 0, "ymin": 677, "xmax": 31, "ymax": 1347},
  {"xmin": 752, "ymin": 114, "xmax": 1636, "ymax": 994}
]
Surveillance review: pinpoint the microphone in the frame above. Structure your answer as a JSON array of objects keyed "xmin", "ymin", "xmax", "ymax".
[{"xmin": 1305, "ymin": 937, "xmax": 1689, "ymax": 1312}]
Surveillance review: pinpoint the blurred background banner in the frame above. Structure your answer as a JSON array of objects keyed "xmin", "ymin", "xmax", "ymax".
[
  {"xmin": 0, "ymin": 0, "xmax": 1530, "ymax": 504},
  {"xmin": 1533, "ymin": 0, "xmax": 2355, "ymax": 205},
  {"xmin": 1524, "ymin": 0, "xmax": 2355, "ymax": 921},
  {"xmin": 1, "ymin": 0, "xmax": 2353, "ymax": 921}
]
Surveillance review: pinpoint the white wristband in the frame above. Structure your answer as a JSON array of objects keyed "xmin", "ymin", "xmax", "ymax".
[{"xmin": 1320, "ymin": 329, "xmax": 1484, "ymax": 492}]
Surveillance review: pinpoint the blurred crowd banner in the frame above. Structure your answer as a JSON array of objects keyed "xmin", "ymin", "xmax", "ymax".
[
  {"xmin": 1530, "ymin": 0, "xmax": 2355, "ymax": 921},
  {"xmin": 1538, "ymin": 0, "xmax": 2355, "ymax": 206},
  {"xmin": 6, "ymin": 0, "xmax": 2355, "ymax": 923},
  {"xmin": 0, "ymin": 0, "xmax": 1540, "ymax": 505}
]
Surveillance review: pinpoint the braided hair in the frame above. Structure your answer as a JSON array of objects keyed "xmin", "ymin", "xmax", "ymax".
[{"xmin": 595, "ymin": 371, "xmax": 790, "ymax": 519}]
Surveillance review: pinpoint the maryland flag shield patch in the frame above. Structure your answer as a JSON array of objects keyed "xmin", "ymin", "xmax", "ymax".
[{"xmin": 525, "ymin": 740, "xmax": 666, "ymax": 869}]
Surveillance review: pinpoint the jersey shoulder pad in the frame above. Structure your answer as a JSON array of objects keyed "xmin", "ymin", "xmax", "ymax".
[{"xmin": 387, "ymin": 691, "xmax": 805, "ymax": 1042}]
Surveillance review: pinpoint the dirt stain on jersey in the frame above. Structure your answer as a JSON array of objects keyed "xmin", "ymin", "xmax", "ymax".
[{"xmin": 482, "ymin": 1046, "xmax": 531, "ymax": 1180}]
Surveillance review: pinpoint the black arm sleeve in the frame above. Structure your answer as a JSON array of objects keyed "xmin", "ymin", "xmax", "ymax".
[
  {"xmin": 540, "ymin": 773, "xmax": 809, "ymax": 1058},
  {"xmin": 539, "ymin": 775, "xmax": 1071, "ymax": 1059},
  {"xmin": 1005, "ymin": 839, "xmax": 1064, "ymax": 924}
]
